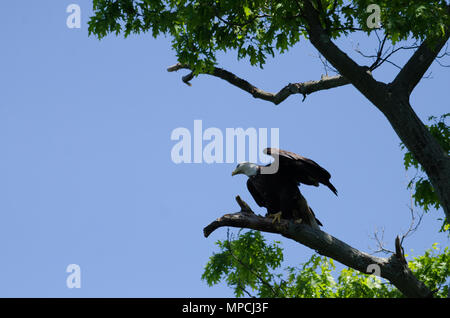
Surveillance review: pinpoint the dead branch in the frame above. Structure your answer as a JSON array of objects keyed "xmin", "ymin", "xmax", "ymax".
[
  {"xmin": 167, "ymin": 63, "xmax": 350, "ymax": 104},
  {"xmin": 204, "ymin": 196, "xmax": 433, "ymax": 298}
]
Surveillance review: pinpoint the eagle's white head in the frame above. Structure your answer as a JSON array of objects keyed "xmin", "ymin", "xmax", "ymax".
[{"xmin": 231, "ymin": 162, "xmax": 259, "ymax": 177}]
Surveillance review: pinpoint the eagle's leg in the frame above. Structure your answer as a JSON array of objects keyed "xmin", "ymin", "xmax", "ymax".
[{"xmin": 267, "ymin": 211, "xmax": 283, "ymax": 224}]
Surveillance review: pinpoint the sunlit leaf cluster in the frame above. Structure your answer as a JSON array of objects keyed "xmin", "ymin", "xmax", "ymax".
[{"xmin": 88, "ymin": 0, "xmax": 450, "ymax": 72}]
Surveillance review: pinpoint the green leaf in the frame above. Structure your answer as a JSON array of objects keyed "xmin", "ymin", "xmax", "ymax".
[{"xmin": 243, "ymin": 6, "xmax": 252, "ymax": 18}]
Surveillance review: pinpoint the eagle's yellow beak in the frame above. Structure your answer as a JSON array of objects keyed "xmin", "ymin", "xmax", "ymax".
[{"xmin": 231, "ymin": 169, "xmax": 239, "ymax": 176}]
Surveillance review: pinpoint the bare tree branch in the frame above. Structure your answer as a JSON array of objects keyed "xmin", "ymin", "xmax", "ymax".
[
  {"xmin": 167, "ymin": 63, "xmax": 350, "ymax": 104},
  {"xmin": 204, "ymin": 197, "xmax": 434, "ymax": 298},
  {"xmin": 371, "ymin": 197, "xmax": 424, "ymax": 256},
  {"xmin": 400, "ymin": 207, "xmax": 424, "ymax": 246},
  {"xmin": 354, "ymin": 35, "xmax": 420, "ymax": 72},
  {"xmin": 370, "ymin": 226, "xmax": 395, "ymax": 255},
  {"xmin": 317, "ymin": 53, "xmax": 339, "ymax": 75},
  {"xmin": 434, "ymin": 43, "xmax": 450, "ymax": 67}
]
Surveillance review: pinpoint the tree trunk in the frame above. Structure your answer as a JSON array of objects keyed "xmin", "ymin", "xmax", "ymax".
[{"xmin": 378, "ymin": 90, "xmax": 450, "ymax": 220}]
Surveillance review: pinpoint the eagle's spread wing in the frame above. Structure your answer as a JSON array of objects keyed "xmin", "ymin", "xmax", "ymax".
[{"xmin": 264, "ymin": 148, "xmax": 338, "ymax": 195}]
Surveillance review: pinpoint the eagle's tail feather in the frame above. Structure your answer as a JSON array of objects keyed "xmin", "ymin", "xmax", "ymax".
[{"xmin": 325, "ymin": 181, "xmax": 338, "ymax": 196}]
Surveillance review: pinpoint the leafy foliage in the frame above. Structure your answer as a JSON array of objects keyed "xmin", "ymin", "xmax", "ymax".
[
  {"xmin": 202, "ymin": 230, "xmax": 284, "ymax": 297},
  {"xmin": 409, "ymin": 243, "xmax": 450, "ymax": 298},
  {"xmin": 88, "ymin": 0, "xmax": 450, "ymax": 73},
  {"xmin": 401, "ymin": 113, "xmax": 450, "ymax": 231},
  {"xmin": 202, "ymin": 230, "xmax": 450, "ymax": 297},
  {"xmin": 350, "ymin": 0, "xmax": 450, "ymax": 44}
]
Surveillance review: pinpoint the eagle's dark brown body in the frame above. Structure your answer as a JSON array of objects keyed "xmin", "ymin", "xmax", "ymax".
[{"xmin": 247, "ymin": 172, "xmax": 323, "ymax": 226}]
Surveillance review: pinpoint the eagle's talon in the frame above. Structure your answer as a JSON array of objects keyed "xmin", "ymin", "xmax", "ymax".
[
  {"xmin": 267, "ymin": 211, "xmax": 283, "ymax": 224},
  {"xmin": 294, "ymin": 218, "xmax": 303, "ymax": 224}
]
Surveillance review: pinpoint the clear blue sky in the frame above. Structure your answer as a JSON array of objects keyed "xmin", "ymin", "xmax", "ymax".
[{"xmin": 0, "ymin": 1, "xmax": 448, "ymax": 297}]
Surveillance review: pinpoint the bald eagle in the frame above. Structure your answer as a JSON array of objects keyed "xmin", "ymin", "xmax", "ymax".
[{"xmin": 231, "ymin": 148, "xmax": 337, "ymax": 227}]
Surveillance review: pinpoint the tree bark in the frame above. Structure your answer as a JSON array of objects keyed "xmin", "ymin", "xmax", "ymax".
[{"xmin": 379, "ymin": 93, "xmax": 450, "ymax": 221}]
